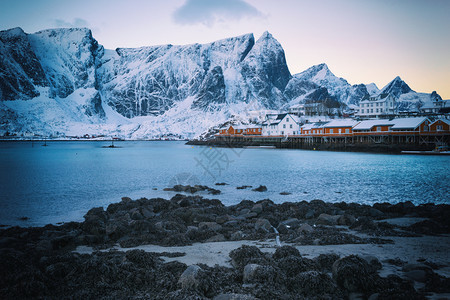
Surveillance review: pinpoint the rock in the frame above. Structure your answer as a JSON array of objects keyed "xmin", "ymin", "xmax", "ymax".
[
  {"xmin": 238, "ymin": 208, "xmax": 251, "ymax": 215},
  {"xmin": 241, "ymin": 212, "xmax": 258, "ymax": 219},
  {"xmin": 276, "ymin": 223, "xmax": 289, "ymax": 234},
  {"xmin": 359, "ymin": 255, "xmax": 382, "ymax": 272},
  {"xmin": 178, "ymin": 265, "xmax": 208, "ymax": 291},
  {"xmin": 369, "ymin": 208, "xmax": 384, "ymax": 218},
  {"xmin": 305, "ymin": 209, "xmax": 315, "ymax": 219},
  {"xmin": 404, "ymin": 270, "xmax": 428, "ymax": 283},
  {"xmin": 298, "ymin": 223, "xmax": 314, "ymax": 234},
  {"xmin": 215, "ymin": 215, "xmax": 229, "ymax": 224},
  {"xmin": 272, "ymin": 245, "xmax": 301, "ymax": 260},
  {"xmin": 254, "ymin": 218, "xmax": 272, "ymax": 233},
  {"xmin": 243, "ymin": 264, "xmax": 261, "ymax": 283},
  {"xmin": 316, "ymin": 213, "xmax": 341, "ymax": 226},
  {"xmin": 214, "ymin": 293, "xmax": 257, "ymax": 300},
  {"xmin": 205, "ymin": 234, "xmax": 226, "ymax": 242},
  {"xmin": 198, "ymin": 222, "xmax": 222, "ymax": 232},
  {"xmin": 236, "ymin": 185, "xmax": 252, "ymax": 190},
  {"xmin": 314, "ymin": 253, "xmax": 340, "ymax": 272},
  {"xmin": 230, "ymin": 231, "xmax": 245, "ymax": 241},
  {"xmin": 279, "ymin": 192, "xmax": 291, "ymax": 195},
  {"xmin": 281, "ymin": 218, "xmax": 301, "ymax": 229},
  {"xmin": 252, "ymin": 185, "xmax": 267, "ymax": 192},
  {"xmin": 242, "ymin": 264, "xmax": 279, "ymax": 284},
  {"xmin": 215, "ymin": 182, "xmax": 228, "ymax": 186},
  {"xmin": 141, "ymin": 207, "xmax": 155, "ymax": 218},
  {"xmin": 130, "ymin": 209, "xmax": 143, "ymax": 220},
  {"xmin": 251, "ymin": 204, "xmax": 263, "ymax": 214},
  {"xmin": 229, "ymin": 245, "xmax": 267, "ymax": 271},
  {"xmin": 291, "ymin": 271, "xmax": 336, "ymax": 295},
  {"xmin": 332, "ymin": 255, "xmax": 378, "ymax": 292},
  {"xmin": 338, "ymin": 214, "xmax": 356, "ymax": 225}
]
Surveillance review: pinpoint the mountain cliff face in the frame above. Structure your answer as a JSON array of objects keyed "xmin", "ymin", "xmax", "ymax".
[
  {"xmin": 284, "ymin": 63, "xmax": 370, "ymax": 106},
  {"xmin": 0, "ymin": 27, "xmax": 445, "ymax": 138}
]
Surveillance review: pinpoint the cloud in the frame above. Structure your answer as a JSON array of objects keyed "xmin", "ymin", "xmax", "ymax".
[
  {"xmin": 53, "ymin": 18, "xmax": 89, "ymax": 28},
  {"xmin": 173, "ymin": 0, "xmax": 264, "ymax": 26}
]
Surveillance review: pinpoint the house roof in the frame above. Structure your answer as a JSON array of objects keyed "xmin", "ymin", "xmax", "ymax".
[
  {"xmin": 430, "ymin": 119, "xmax": 450, "ymax": 126},
  {"xmin": 352, "ymin": 119, "xmax": 394, "ymax": 130},
  {"xmin": 323, "ymin": 119, "xmax": 359, "ymax": 128},
  {"xmin": 301, "ymin": 121, "xmax": 329, "ymax": 130},
  {"xmin": 390, "ymin": 117, "xmax": 428, "ymax": 129},
  {"xmin": 361, "ymin": 93, "xmax": 390, "ymax": 101}
]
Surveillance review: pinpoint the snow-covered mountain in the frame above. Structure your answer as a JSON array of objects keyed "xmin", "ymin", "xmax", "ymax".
[
  {"xmin": 284, "ymin": 63, "xmax": 370, "ymax": 107},
  {"xmin": 0, "ymin": 28, "xmax": 290, "ymax": 138},
  {"xmin": 0, "ymin": 27, "xmax": 446, "ymax": 139}
]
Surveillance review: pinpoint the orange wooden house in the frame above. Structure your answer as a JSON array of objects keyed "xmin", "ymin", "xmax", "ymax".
[
  {"xmin": 323, "ymin": 119, "xmax": 358, "ymax": 135},
  {"xmin": 429, "ymin": 119, "xmax": 450, "ymax": 132}
]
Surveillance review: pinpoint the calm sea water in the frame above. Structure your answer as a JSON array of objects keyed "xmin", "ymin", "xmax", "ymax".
[{"xmin": 0, "ymin": 141, "xmax": 449, "ymax": 226}]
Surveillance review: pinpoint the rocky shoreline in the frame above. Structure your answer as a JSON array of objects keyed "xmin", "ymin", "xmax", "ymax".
[{"xmin": 1, "ymin": 186, "xmax": 449, "ymax": 299}]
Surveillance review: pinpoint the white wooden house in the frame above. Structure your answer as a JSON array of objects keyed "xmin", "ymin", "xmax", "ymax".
[{"xmin": 262, "ymin": 113, "xmax": 301, "ymax": 136}]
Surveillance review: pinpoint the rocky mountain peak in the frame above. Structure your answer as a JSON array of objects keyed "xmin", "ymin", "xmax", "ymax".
[{"xmin": 381, "ymin": 76, "xmax": 413, "ymax": 98}]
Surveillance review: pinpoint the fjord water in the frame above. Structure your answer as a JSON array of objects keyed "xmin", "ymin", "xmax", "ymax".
[{"xmin": 0, "ymin": 141, "xmax": 449, "ymax": 227}]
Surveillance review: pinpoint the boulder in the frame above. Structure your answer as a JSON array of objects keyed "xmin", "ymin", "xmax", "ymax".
[
  {"xmin": 252, "ymin": 185, "xmax": 267, "ymax": 192},
  {"xmin": 178, "ymin": 265, "xmax": 208, "ymax": 291},
  {"xmin": 198, "ymin": 222, "xmax": 222, "ymax": 232},
  {"xmin": 316, "ymin": 213, "xmax": 341, "ymax": 226},
  {"xmin": 229, "ymin": 245, "xmax": 267, "ymax": 270},
  {"xmin": 298, "ymin": 223, "xmax": 314, "ymax": 234},
  {"xmin": 332, "ymin": 255, "xmax": 378, "ymax": 293},
  {"xmin": 254, "ymin": 218, "xmax": 272, "ymax": 233},
  {"xmin": 251, "ymin": 204, "xmax": 263, "ymax": 214}
]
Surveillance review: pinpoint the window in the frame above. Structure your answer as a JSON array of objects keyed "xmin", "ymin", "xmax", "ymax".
[
  {"xmin": 345, "ymin": 129, "xmax": 350, "ymax": 133},
  {"xmin": 437, "ymin": 125, "xmax": 443, "ymax": 131},
  {"xmin": 362, "ymin": 109, "xmax": 364, "ymax": 113},
  {"xmin": 286, "ymin": 118, "xmax": 289, "ymax": 122},
  {"xmin": 290, "ymin": 124, "xmax": 293, "ymax": 129},
  {"xmin": 376, "ymin": 108, "xmax": 379, "ymax": 113},
  {"xmin": 377, "ymin": 127, "xmax": 381, "ymax": 131},
  {"xmin": 371, "ymin": 109, "xmax": 373, "ymax": 113},
  {"xmin": 423, "ymin": 125, "xmax": 429, "ymax": 131},
  {"xmin": 283, "ymin": 124, "xmax": 286, "ymax": 128},
  {"xmin": 330, "ymin": 129, "xmax": 334, "ymax": 133},
  {"xmin": 281, "ymin": 131, "xmax": 284, "ymax": 134}
]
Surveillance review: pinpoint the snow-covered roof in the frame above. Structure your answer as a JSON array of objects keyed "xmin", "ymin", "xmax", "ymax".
[
  {"xmin": 234, "ymin": 124, "xmax": 261, "ymax": 130},
  {"xmin": 430, "ymin": 119, "xmax": 450, "ymax": 126},
  {"xmin": 301, "ymin": 121, "xmax": 329, "ymax": 130},
  {"xmin": 352, "ymin": 119, "xmax": 394, "ymax": 130},
  {"xmin": 390, "ymin": 117, "xmax": 428, "ymax": 129},
  {"xmin": 323, "ymin": 119, "xmax": 358, "ymax": 128}
]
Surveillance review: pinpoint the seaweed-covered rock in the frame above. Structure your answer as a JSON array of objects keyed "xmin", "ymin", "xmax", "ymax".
[
  {"xmin": 178, "ymin": 265, "xmax": 209, "ymax": 292},
  {"xmin": 291, "ymin": 271, "xmax": 337, "ymax": 296},
  {"xmin": 314, "ymin": 253, "xmax": 340, "ymax": 272},
  {"xmin": 332, "ymin": 255, "xmax": 378, "ymax": 293},
  {"xmin": 229, "ymin": 245, "xmax": 268, "ymax": 271},
  {"xmin": 272, "ymin": 245, "xmax": 301, "ymax": 260}
]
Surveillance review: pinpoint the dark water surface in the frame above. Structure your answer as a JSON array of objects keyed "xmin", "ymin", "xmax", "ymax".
[{"xmin": 1, "ymin": 141, "xmax": 448, "ymax": 226}]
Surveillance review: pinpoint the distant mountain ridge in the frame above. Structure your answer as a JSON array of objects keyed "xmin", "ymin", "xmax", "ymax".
[{"xmin": 0, "ymin": 27, "xmax": 445, "ymax": 138}]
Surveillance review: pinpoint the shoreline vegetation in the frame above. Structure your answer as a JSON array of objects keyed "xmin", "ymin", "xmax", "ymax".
[{"xmin": 1, "ymin": 185, "xmax": 449, "ymax": 299}]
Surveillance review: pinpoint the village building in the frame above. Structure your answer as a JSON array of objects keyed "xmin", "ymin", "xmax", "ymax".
[
  {"xmin": 218, "ymin": 124, "xmax": 262, "ymax": 136},
  {"xmin": 352, "ymin": 117, "xmax": 430, "ymax": 134},
  {"xmin": 300, "ymin": 121, "xmax": 328, "ymax": 135},
  {"xmin": 420, "ymin": 100, "xmax": 450, "ymax": 115},
  {"xmin": 355, "ymin": 93, "xmax": 397, "ymax": 118},
  {"xmin": 429, "ymin": 119, "xmax": 450, "ymax": 132},
  {"xmin": 323, "ymin": 119, "xmax": 359, "ymax": 135},
  {"xmin": 262, "ymin": 113, "xmax": 300, "ymax": 136}
]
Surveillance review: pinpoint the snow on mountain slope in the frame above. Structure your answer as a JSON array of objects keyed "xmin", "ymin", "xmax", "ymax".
[
  {"xmin": 365, "ymin": 83, "xmax": 380, "ymax": 96},
  {"xmin": 28, "ymin": 28, "xmax": 102, "ymax": 98},
  {"xmin": 284, "ymin": 63, "xmax": 369, "ymax": 106}
]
